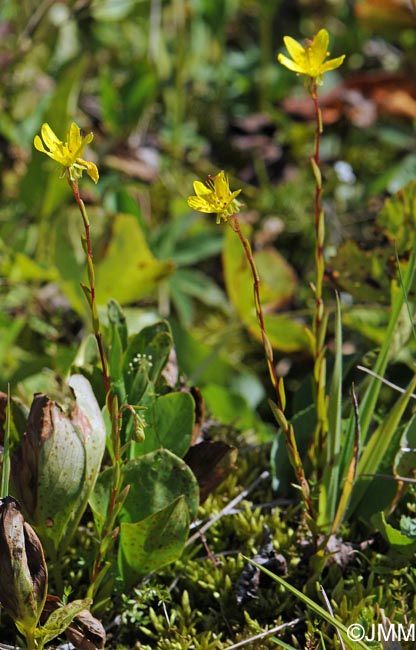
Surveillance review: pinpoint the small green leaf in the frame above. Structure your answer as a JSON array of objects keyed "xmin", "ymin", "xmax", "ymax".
[
  {"xmin": 80, "ymin": 283, "xmax": 92, "ymax": 308},
  {"xmin": 268, "ymin": 399, "xmax": 288, "ymax": 431}
]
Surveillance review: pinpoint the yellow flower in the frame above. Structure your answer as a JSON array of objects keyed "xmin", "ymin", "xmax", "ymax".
[
  {"xmin": 34, "ymin": 122, "xmax": 99, "ymax": 184},
  {"xmin": 187, "ymin": 171, "xmax": 242, "ymax": 224},
  {"xmin": 277, "ymin": 29, "xmax": 345, "ymax": 84}
]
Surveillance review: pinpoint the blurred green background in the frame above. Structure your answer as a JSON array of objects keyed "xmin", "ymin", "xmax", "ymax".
[{"xmin": 1, "ymin": 0, "xmax": 416, "ymax": 421}]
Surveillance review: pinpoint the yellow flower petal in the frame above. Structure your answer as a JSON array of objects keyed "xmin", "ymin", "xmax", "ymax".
[
  {"xmin": 187, "ymin": 171, "xmax": 242, "ymax": 223},
  {"xmin": 34, "ymin": 121, "xmax": 99, "ymax": 185},
  {"xmin": 312, "ymin": 29, "xmax": 330, "ymax": 66},
  {"xmin": 193, "ymin": 180, "xmax": 211, "ymax": 197},
  {"xmin": 79, "ymin": 159, "xmax": 99, "ymax": 184},
  {"xmin": 33, "ymin": 135, "xmax": 49, "ymax": 155},
  {"xmin": 68, "ymin": 122, "xmax": 82, "ymax": 152},
  {"xmin": 321, "ymin": 55, "xmax": 346, "ymax": 73},
  {"xmin": 277, "ymin": 53, "xmax": 305, "ymax": 74},
  {"xmin": 283, "ymin": 36, "xmax": 306, "ymax": 64},
  {"xmin": 278, "ymin": 29, "xmax": 345, "ymax": 82},
  {"xmin": 187, "ymin": 196, "xmax": 215, "ymax": 213},
  {"xmin": 41, "ymin": 122, "xmax": 62, "ymax": 150},
  {"xmin": 214, "ymin": 171, "xmax": 231, "ymax": 205}
]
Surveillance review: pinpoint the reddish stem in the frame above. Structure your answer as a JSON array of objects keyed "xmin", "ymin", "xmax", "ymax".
[
  {"xmin": 310, "ymin": 81, "xmax": 327, "ymax": 462},
  {"xmin": 228, "ymin": 214, "xmax": 314, "ymax": 524},
  {"xmin": 228, "ymin": 215, "xmax": 284, "ymax": 411}
]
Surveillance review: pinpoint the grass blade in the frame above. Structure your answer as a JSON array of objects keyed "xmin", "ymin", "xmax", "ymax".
[
  {"xmin": 318, "ymin": 292, "xmax": 342, "ymax": 529},
  {"xmin": 246, "ymin": 558, "xmax": 374, "ymax": 650}
]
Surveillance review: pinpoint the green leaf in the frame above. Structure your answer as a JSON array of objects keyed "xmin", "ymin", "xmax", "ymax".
[
  {"xmin": 343, "ymin": 307, "xmax": 389, "ymax": 344},
  {"xmin": 90, "ymin": 449, "xmax": 199, "ymax": 532},
  {"xmin": 8, "ymin": 252, "xmax": 56, "ymax": 283},
  {"xmin": 119, "ymin": 496, "xmax": 189, "ymax": 589},
  {"xmin": 92, "ymin": 0, "xmax": 142, "ymax": 21},
  {"xmin": 108, "ymin": 299, "xmax": 128, "ymax": 351},
  {"xmin": 170, "ymin": 267, "xmax": 229, "ymax": 310},
  {"xmin": 169, "ymin": 230, "xmax": 223, "ymax": 266},
  {"xmin": 261, "ymin": 313, "xmax": 312, "ymax": 354},
  {"xmin": 131, "ymin": 391, "xmax": 195, "ymax": 458},
  {"xmin": 107, "ymin": 300, "xmax": 127, "ymax": 403}
]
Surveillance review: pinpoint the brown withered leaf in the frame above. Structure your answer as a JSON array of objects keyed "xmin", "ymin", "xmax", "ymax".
[
  {"xmin": 65, "ymin": 609, "xmax": 106, "ymax": 650},
  {"xmin": 0, "ymin": 496, "xmax": 47, "ymax": 628},
  {"xmin": 184, "ymin": 440, "xmax": 237, "ymax": 503},
  {"xmin": 10, "ymin": 393, "xmax": 66, "ymax": 519}
]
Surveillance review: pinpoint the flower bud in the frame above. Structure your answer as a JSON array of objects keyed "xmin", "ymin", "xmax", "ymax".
[{"xmin": 0, "ymin": 497, "xmax": 47, "ymax": 635}]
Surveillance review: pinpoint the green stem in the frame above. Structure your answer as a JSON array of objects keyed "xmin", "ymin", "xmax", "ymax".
[
  {"xmin": 87, "ymin": 395, "xmax": 127, "ymax": 598},
  {"xmin": 23, "ymin": 626, "xmax": 37, "ymax": 650}
]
